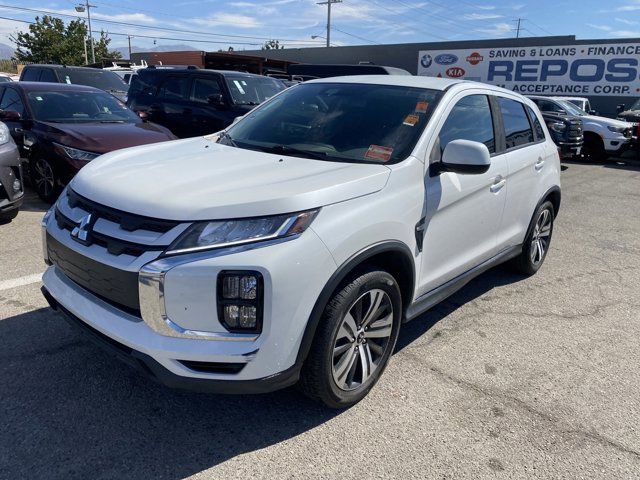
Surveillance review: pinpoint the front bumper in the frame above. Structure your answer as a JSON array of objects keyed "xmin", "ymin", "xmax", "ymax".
[
  {"xmin": 604, "ymin": 136, "xmax": 632, "ymax": 155},
  {"xmin": 556, "ymin": 140, "xmax": 583, "ymax": 158},
  {"xmin": 41, "ymin": 224, "xmax": 337, "ymax": 392}
]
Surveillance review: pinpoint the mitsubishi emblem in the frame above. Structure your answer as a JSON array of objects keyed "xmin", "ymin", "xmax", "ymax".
[{"xmin": 71, "ymin": 214, "xmax": 95, "ymax": 245}]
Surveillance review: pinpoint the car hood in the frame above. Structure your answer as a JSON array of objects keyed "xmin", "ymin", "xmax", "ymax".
[
  {"xmin": 37, "ymin": 121, "xmax": 176, "ymax": 153},
  {"xmin": 580, "ymin": 115, "xmax": 631, "ymax": 128},
  {"xmin": 70, "ymin": 137, "xmax": 391, "ymax": 220},
  {"xmin": 618, "ymin": 110, "xmax": 640, "ymax": 122}
]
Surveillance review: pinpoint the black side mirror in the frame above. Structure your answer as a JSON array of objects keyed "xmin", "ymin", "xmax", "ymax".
[
  {"xmin": 588, "ymin": 110, "xmax": 598, "ymax": 116},
  {"xmin": 617, "ymin": 104, "xmax": 626, "ymax": 114},
  {"xmin": 0, "ymin": 109, "xmax": 21, "ymax": 121},
  {"xmin": 207, "ymin": 93, "xmax": 227, "ymax": 109}
]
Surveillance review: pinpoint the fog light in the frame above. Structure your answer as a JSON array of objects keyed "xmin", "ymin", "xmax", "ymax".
[
  {"xmin": 217, "ymin": 271, "xmax": 263, "ymax": 333},
  {"xmin": 13, "ymin": 178, "xmax": 21, "ymax": 193}
]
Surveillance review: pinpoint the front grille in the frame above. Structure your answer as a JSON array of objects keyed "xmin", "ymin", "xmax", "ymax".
[
  {"xmin": 55, "ymin": 189, "xmax": 184, "ymax": 258},
  {"xmin": 567, "ymin": 119, "xmax": 583, "ymax": 140},
  {"xmin": 47, "ymin": 233, "xmax": 141, "ymax": 315}
]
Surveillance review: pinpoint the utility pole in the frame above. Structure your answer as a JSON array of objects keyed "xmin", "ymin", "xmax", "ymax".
[
  {"xmin": 515, "ymin": 18, "xmax": 522, "ymax": 38},
  {"xmin": 75, "ymin": 1, "xmax": 96, "ymax": 63},
  {"xmin": 317, "ymin": 0, "xmax": 342, "ymax": 48},
  {"xmin": 127, "ymin": 35, "xmax": 133, "ymax": 59}
]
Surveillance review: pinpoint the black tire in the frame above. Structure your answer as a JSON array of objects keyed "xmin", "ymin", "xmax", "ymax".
[
  {"xmin": 299, "ymin": 269, "xmax": 402, "ymax": 408},
  {"xmin": 583, "ymin": 134, "xmax": 606, "ymax": 162},
  {"xmin": 30, "ymin": 157, "xmax": 59, "ymax": 203},
  {"xmin": 0, "ymin": 208, "xmax": 19, "ymax": 223},
  {"xmin": 510, "ymin": 201, "xmax": 555, "ymax": 276}
]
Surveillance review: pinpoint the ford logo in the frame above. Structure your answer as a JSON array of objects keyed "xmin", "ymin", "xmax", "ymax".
[
  {"xmin": 420, "ymin": 54, "xmax": 432, "ymax": 68},
  {"xmin": 435, "ymin": 54, "xmax": 458, "ymax": 65}
]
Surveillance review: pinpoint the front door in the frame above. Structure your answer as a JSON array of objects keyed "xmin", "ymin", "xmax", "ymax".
[
  {"xmin": 418, "ymin": 93, "xmax": 508, "ymax": 295},
  {"xmin": 0, "ymin": 86, "xmax": 29, "ymax": 157},
  {"xmin": 189, "ymin": 76, "xmax": 229, "ymax": 136}
]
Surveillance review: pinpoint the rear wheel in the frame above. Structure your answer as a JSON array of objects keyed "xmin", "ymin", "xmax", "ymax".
[
  {"xmin": 510, "ymin": 201, "xmax": 555, "ymax": 276},
  {"xmin": 30, "ymin": 157, "xmax": 59, "ymax": 203},
  {"xmin": 300, "ymin": 269, "xmax": 402, "ymax": 408}
]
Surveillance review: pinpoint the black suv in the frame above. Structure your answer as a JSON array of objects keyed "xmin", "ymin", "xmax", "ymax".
[
  {"xmin": 19, "ymin": 65, "xmax": 129, "ymax": 102},
  {"xmin": 529, "ymin": 98, "xmax": 584, "ymax": 159},
  {"xmin": 126, "ymin": 68, "xmax": 286, "ymax": 138}
]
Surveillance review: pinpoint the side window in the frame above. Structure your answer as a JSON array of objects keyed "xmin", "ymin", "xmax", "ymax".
[
  {"xmin": 39, "ymin": 69, "xmax": 57, "ymax": 82},
  {"xmin": 0, "ymin": 88, "xmax": 25, "ymax": 116},
  {"xmin": 534, "ymin": 99, "xmax": 564, "ymax": 114},
  {"xmin": 191, "ymin": 77, "xmax": 222, "ymax": 104},
  {"xmin": 436, "ymin": 95, "xmax": 496, "ymax": 160},
  {"xmin": 527, "ymin": 106, "xmax": 545, "ymax": 141},
  {"xmin": 159, "ymin": 75, "xmax": 189, "ymax": 100},
  {"xmin": 21, "ymin": 68, "xmax": 40, "ymax": 81},
  {"xmin": 498, "ymin": 98, "xmax": 534, "ymax": 149}
]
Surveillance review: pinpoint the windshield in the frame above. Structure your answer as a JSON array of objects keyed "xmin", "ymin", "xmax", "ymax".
[
  {"xmin": 556, "ymin": 99, "xmax": 586, "ymax": 116},
  {"xmin": 27, "ymin": 90, "xmax": 140, "ymax": 123},
  {"xmin": 629, "ymin": 98, "xmax": 640, "ymax": 111},
  {"xmin": 224, "ymin": 75, "xmax": 285, "ymax": 105},
  {"xmin": 566, "ymin": 98, "xmax": 585, "ymax": 110},
  {"xmin": 61, "ymin": 69, "xmax": 128, "ymax": 92},
  {"xmin": 224, "ymin": 82, "xmax": 440, "ymax": 164}
]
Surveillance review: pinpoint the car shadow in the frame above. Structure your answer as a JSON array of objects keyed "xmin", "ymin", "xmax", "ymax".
[
  {"xmin": 0, "ymin": 265, "xmax": 527, "ymax": 479},
  {"xmin": 17, "ymin": 188, "xmax": 50, "ymax": 213},
  {"xmin": 561, "ymin": 152, "xmax": 640, "ymax": 171}
]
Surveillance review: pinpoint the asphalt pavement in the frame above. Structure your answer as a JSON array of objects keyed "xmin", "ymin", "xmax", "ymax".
[{"xmin": 1, "ymin": 157, "xmax": 639, "ymax": 479}]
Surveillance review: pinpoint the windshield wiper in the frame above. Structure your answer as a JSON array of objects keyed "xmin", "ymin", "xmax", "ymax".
[
  {"xmin": 258, "ymin": 144, "xmax": 329, "ymax": 160},
  {"xmin": 217, "ymin": 131, "xmax": 238, "ymax": 147}
]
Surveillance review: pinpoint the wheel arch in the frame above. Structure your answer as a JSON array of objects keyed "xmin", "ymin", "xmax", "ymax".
[{"xmin": 295, "ymin": 241, "xmax": 415, "ymax": 367}]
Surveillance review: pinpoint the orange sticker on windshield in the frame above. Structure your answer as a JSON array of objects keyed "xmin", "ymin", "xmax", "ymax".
[
  {"xmin": 365, "ymin": 145, "xmax": 394, "ymax": 162},
  {"xmin": 415, "ymin": 101, "xmax": 429, "ymax": 113},
  {"xmin": 403, "ymin": 114, "xmax": 419, "ymax": 126}
]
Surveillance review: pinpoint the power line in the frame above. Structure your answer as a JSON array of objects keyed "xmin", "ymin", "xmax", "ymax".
[
  {"xmin": 0, "ymin": 4, "xmax": 325, "ymax": 44},
  {"xmin": 357, "ymin": 0, "xmax": 449, "ymax": 40},
  {"xmin": 332, "ymin": 26, "xmax": 378, "ymax": 44}
]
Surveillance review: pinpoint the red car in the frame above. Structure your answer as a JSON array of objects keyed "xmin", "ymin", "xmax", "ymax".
[{"xmin": 0, "ymin": 82, "xmax": 176, "ymax": 202}]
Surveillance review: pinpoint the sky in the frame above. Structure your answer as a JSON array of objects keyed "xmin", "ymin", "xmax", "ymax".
[{"xmin": 0, "ymin": 0, "xmax": 639, "ymax": 54}]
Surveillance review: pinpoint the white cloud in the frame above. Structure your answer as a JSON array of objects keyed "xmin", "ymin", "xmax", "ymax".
[
  {"xmin": 192, "ymin": 13, "xmax": 262, "ymax": 29},
  {"xmin": 475, "ymin": 22, "xmax": 512, "ymax": 36},
  {"xmin": 613, "ymin": 29, "xmax": 640, "ymax": 37},
  {"xmin": 464, "ymin": 13, "xmax": 503, "ymax": 20},
  {"xmin": 617, "ymin": 0, "xmax": 640, "ymax": 11},
  {"xmin": 586, "ymin": 23, "xmax": 612, "ymax": 31},
  {"xmin": 615, "ymin": 17, "xmax": 639, "ymax": 25}
]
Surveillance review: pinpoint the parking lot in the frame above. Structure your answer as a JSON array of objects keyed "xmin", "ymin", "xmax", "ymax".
[{"xmin": 1, "ymin": 157, "xmax": 639, "ymax": 479}]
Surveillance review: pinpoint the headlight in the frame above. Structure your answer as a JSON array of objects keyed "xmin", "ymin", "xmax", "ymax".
[
  {"xmin": 165, "ymin": 209, "xmax": 319, "ymax": 255},
  {"xmin": 0, "ymin": 122, "xmax": 10, "ymax": 145},
  {"xmin": 548, "ymin": 122, "xmax": 566, "ymax": 133},
  {"xmin": 53, "ymin": 143, "xmax": 100, "ymax": 161},
  {"xmin": 607, "ymin": 125, "xmax": 626, "ymax": 134}
]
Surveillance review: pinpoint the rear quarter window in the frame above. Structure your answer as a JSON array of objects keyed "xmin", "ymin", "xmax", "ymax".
[
  {"xmin": 498, "ymin": 97, "xmax": 535, "ymax": 149},
  {"xmin": 21, "ymin": 68, "xmax": 40, "ymax": 81}
]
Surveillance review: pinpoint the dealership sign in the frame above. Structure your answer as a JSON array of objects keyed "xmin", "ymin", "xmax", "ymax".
[{"xmin": 417, "ymin": 44, "xmax": 640, "ymax": 96}]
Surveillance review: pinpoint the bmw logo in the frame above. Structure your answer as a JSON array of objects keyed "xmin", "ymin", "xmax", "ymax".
[{"xmin": 420, "ymin": 54, "xmax": 432, "ymax": 68}]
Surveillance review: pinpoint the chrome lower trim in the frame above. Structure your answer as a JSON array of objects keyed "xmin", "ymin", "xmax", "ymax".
[{"xmin": 138, "ymin": 237, "xmax": 292, "ymax": 341}]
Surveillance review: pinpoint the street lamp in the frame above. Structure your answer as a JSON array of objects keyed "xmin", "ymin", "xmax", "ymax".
[
  {"xmin": 75, "ymin": 2, "xmax": 96, "ymax": 64},
  {"xmin": 311, "ymin": 35, "xmax": 326, "ymax": 40}
]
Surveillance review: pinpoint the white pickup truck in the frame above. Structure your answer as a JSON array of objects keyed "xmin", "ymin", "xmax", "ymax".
[{"xmin": 529, "ymin": 95, "xmax": 634, "ymax": 161}]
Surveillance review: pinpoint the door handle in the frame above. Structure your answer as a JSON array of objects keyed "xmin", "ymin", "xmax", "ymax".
[
  {"xmin": 490, "ymin": 175, "xmax": 506, "ymax": 193},
  {"xmin": 14, "ymin": 128, "xmax": 23, "ymax": 134},
  {"xmin": 535, "ymin": 158, "xmax": 545, "ymax": 171}
]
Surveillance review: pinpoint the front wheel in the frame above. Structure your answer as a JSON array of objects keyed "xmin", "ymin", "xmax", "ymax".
[
  {"xmin": 30, "ymin": 157, "xmax": 59, "ymax": 203},
  {"xmin": 300, "ymin": 269, "xmax": 402, "ymax": 408},
  {"xmin": 510, "ymin": 201, "xmax": 555, "ymax": 276}
]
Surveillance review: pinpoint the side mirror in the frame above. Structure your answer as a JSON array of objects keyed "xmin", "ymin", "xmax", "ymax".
[
  {"xmin": 588, "ymin": 110, "xmax": 598, "ymax": 116},
  {"xmin": 432, "ymin": 139, "xmax": 491, "ymax": 176},
  {"xmin": 0, "ymin": 109, "xmax": 21, "ymax": 121},
  {"xmin": 617, "ymin": 104, "xmax": 626, "ymax": 114},
  {"xmin": 207, "ymin": 93, "xmax": 227, "ymax": 108}
]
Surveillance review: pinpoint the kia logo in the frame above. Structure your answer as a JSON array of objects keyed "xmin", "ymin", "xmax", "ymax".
[
  {"xmin": 466, "ymin": 52, "xmax": 484, "ymax": 65},
  {"xmin": 435, "ymin": 54, "xmax": 458, "ymax": 65},
  {"xmin": 446, "ymin": 67, "xmax": 466, "ymax": 78}
]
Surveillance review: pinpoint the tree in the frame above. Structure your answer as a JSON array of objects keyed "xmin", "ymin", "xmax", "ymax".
[
  {"xmin": 11, "ymin": 15, "xmax": 121, "ymax": 65},
  {"xmin": 261, "ymin": 39, "xmax": 283, "ymax": 50}
]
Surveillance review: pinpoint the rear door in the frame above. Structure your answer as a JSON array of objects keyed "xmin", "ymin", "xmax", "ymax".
[
  {"xmin": 188, "ymin": 75, "xmax": 230, "ymax": 135},
  {"xmin": 495, "ymin": 97, "xmax": 549, "ymax": 248},
  {"xmin": 0, "ymin": 86, "xmax": 29, "ymax": 156},
  {"xmin": 418, "ymin": 92, "xmax": 509, "ymax": 294},
  {"xmin": 154, "ymin": 74, "xmax": 193, "ymax": 138}
]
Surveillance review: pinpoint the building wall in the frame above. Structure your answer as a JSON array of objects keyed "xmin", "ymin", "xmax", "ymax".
[{"xmin": 238, "ymin": 36, "xmax": 640, "ymax": 117}]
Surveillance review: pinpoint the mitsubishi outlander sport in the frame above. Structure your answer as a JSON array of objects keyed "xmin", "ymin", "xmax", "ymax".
[{"xmin": 41, "ymin": 77, "xmax": 561, "ymax": 408}]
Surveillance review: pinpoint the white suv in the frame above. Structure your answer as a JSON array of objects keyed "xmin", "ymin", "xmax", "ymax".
[
  {"xmin": 529, "ymin": 95, "xmax": 634, "ymax": 161},
  {"xmin": 41, "ymin": 77, "xmax": 561, "ymax": 408}
]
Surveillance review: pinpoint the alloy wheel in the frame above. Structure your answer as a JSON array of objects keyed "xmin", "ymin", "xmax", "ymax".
[
  {"xmin": 530, "ymin": 208, "xmax": 552, "ymax": 265},
  {"xmin": 331, "ymin": 289, "xmax": 394, "ymax": 391},
  {"xmin": 33, "ymin": 159, "xmax": 55, "ymax": 199}
]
